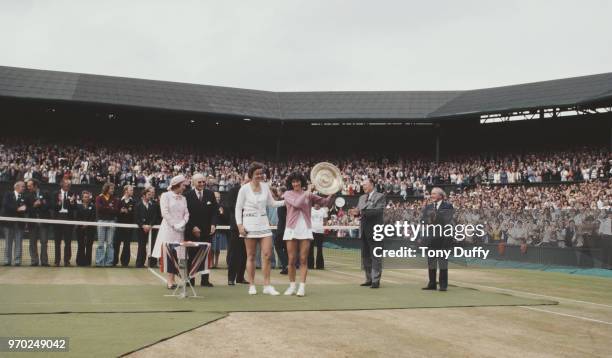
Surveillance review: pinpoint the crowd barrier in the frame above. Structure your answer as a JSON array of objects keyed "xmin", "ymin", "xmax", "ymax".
[
  {"xmin": 1, "ymin": 216, "xmax": 609, "ymax": 270},
  {"xmin": 0, "ymin": 216, "xmax": 360, "ymax": 268}
]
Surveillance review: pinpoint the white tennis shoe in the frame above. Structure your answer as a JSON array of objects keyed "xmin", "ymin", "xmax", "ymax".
[
  {"xmin": 263, "ymin": 285, "xmax": 280, "ymax": 296},
  {"xmin": 248, "ymin": 285, "xmax": 257, "ymax": 295},
  {"xmin": 284, "ymin": 283, "xmax": 296, "ymax": 296},
  {"xmin": 296, "ymin": 283, "xmax": 306, "ymax": 297}
]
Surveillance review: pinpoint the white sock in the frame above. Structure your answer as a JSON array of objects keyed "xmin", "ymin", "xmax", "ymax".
[
  {"xmin": 299, "ymin": 282, "xmax": 305, "ymax": 289},
  {"xmin": 288, "ymin": 282, "xmax": 296, "ymax": 289}
]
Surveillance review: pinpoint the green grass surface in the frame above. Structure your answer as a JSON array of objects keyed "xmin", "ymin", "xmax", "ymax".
[
  {"xmin": 0, "ymin": 282, "xmax": 556, "ymax": 356},
  {"xmin": 0, "ymin": 283, "xmax": 556, "ymax": 315},
  {"xmin": 0, "ymin": 311, "xmax": 227, "ymax": 358}
]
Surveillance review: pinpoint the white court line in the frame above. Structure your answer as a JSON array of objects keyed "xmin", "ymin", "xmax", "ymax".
[
  {"xmin": 520, "ymin": 306, "xmax": 612, "ymax": 326},
  {"xmin": 384, "ymin": 269, "xmax": 612, "ymax": 309},
  {"xmin": 381, "ymin": 269, "xmax": 612, "ymax": 326},
  {"xmin": 136, "ymin": 253, "xmax": 612, "ymax": 326},
  {"xmin": 147, "ymin": 267, "xmax": 167, "ymax": 283},
  {"xmin": 451, "ymin": 280, "xmax": 612, "ymax": 309},
  {"xmin": 128, "ymin": 249, "xmax": 166, "ymax": 284}
]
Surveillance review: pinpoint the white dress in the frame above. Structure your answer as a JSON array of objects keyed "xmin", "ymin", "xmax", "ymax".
[
  {"xmin": 235, "ymin": 182, "xmax": 284, "ymax": 238},
  {"xmin": 283, "ymin": 212, "xmax": 313, "ymax": 240}
]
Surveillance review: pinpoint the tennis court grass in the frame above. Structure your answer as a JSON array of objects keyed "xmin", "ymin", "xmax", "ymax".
[
  {"xmin": 1, "ymin": 311, "xmax": 227, "ymax": 358},
  {"xmin": 0, "ymin": 282, "xmax": 555, "ymax": 315}
]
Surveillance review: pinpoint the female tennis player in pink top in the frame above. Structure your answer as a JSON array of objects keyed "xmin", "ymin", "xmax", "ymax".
[{"xmin": 282, "ymin": 172, "xmax": 333, "ymax": 296}]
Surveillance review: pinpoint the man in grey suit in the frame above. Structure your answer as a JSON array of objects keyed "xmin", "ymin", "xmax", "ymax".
[{"xmin": 350, "ymin": 179, "xmax": 386, "ymax": 288}]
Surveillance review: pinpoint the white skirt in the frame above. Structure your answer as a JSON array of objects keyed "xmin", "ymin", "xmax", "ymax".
[
  {"xmin": 283, "ymin": 212, "xmax": 313, "ymax": 240},
  {"xmin": 243, "ymin": 214, "xmax": 272, "ymax": 239}
]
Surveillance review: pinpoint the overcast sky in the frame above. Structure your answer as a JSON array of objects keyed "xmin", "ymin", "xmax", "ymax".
[{"xmin": 1, "ymin": 0, "xmax": 610, "ymax": 92}]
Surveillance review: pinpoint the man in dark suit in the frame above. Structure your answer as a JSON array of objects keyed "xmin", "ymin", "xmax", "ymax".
[
  {"xmin": 275, "ymin": 187, "xmax": 289, "ymax": 275},
  {"xmin": 134, "ymin": 187, "xmax": 159, "ymax": 268},
  {"xmin": 75, "ymin": 190, "xmax": 96, "ymax": 266},
  {"xmin": 185, "ymin": 174, "xmax": 218, "ymax": 287},
  {"xmin": 420, "ymin": 187, "xmax": 455, "ymax": 291},
  {"xmin": 52, "ymin": 179, "xmax": 77, "ymax": 266},
  {"xmin": 25, "ymin": 179, "xmax": 51, "ymax": 266},
  {"xmin": 114, "ymin": 185, "xmax": 136, "ymax": 267},
  {"xmin": 2, "ymin": 181, "xmax": 27, "ymax": 266},
  {"xmin": 226, "ymin": 179, "xmax": 248, "ymax": 285},
  {"xmin": 350, "ymin": 178, "xmax": 386, "ymax": 288}
]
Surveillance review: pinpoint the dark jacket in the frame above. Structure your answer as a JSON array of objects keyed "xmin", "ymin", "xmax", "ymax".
[
  {"xmin": 25, "ymin": 189, "xmax": 51, "ymax": 219},
  {"xmin": 2, "ymin": 191, "xmax": 27, "ymax": 218},
  {"xmin": 357, "ymin": 190, "xmax": 386, "ymax": 241},
  {"xmin": 185, "ymin": 188, "xmax": 219, "ymax": 242},
  {"xmin": 52, "ymin": 189, "xmax": 77, "ymax": 218},
  {"xmin": 134, "ymin": 199, "xmax": 160, "ymax": 229},
  {"xmin": 75, "ymin": 201, "xmax": 97, "ymax": 233},
  {"xmin": 95, "ymin": 194, "xmax": 119, "ymax": 221},
  {"xmin": 217, "ymin": 204, "xmax": 230, "ymax": 227},
  {"xmin": 226, "ymin": 185, "xmax": 240, "ymax": 232},
  {"xmin": 420, "ymin": 200, "xmax": 455, "ymax": 249},
  {"xmin": 117, "ymin": 197, "xmax": 136, "ymax": 224},
  {"xmin": 276, "ymin": 205, "xmax": 287, "ymax": 239}
]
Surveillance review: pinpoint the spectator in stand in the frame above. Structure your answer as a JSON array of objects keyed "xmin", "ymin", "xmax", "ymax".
[
  {"xmin": 114, "ymin": 185, "xmax": 136, "ymax": 267},
  {"xmin": 52, "ymin": 179, "xmax": 77, "ymax": 266},
  {"xmin": 1, "ymin": 139, "xmax": 608, "ymax": 193},
  {"xmin": 95, "ymin": 183, "xmax": 119, "ymax": 267},
  {"xmin": 2, "ymin": 181, "xmax": 27, "ymax": 266},
  {"xmin": 75, "ymin": 191, "xmax": 96, "ymax": 266},
  {"xmin": 25, "ymin": 179, "xmax": 51, "ymax": 266}
]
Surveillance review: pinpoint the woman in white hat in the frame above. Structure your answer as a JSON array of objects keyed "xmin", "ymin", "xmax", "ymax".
[
  {"xmin": 235, "ymin": 162, "xmax": 285, "ymax": 295},
  {"xmin": 152, "ymin": 174, "xmax": 190, "ymax": 289}
]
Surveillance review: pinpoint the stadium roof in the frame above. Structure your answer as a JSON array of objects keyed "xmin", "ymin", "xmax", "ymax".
[{"xmin": 0, "ymin": 65, "xmax": 611, "ymax": 121}]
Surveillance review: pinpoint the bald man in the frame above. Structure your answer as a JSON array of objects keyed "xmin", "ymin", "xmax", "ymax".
[
  {"xmin": 185, "ymin": 173, "xmax": 219, "ymax": 287},
  {"xmin": 420, "ymin": 187, "xmax": 455, "ymax": 291}
]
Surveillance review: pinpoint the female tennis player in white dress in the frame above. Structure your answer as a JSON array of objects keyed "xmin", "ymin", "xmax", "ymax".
[{"xmin": 235, "ymin": 162, "xmax": 285, "ymax": 295}]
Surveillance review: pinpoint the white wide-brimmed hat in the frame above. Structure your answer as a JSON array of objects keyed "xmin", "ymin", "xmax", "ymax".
[
  {"xmin": 168, "ymin": 174, "xmax": 189, "ymax": 190},
  {"xmin": 310, "ymin": 162, "xmax": 343, "ymax": 195}
]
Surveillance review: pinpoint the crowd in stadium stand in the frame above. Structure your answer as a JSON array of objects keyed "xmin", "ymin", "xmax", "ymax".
[
  {"xmin": 383, "ymin": 180, "xmax": 611, "ymax": 249},
  {"xmin": 0, "ymin": 140, "xmax": 610, "ymax": 268},
  {"xmin": 0, "ymin": 141, "xmax": 610, "ymax": 196}
]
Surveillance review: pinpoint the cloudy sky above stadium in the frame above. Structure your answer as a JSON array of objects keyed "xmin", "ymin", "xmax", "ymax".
[{"xmin": 1, "ymin": 0, "xmax": 611, "ymax": 92}]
